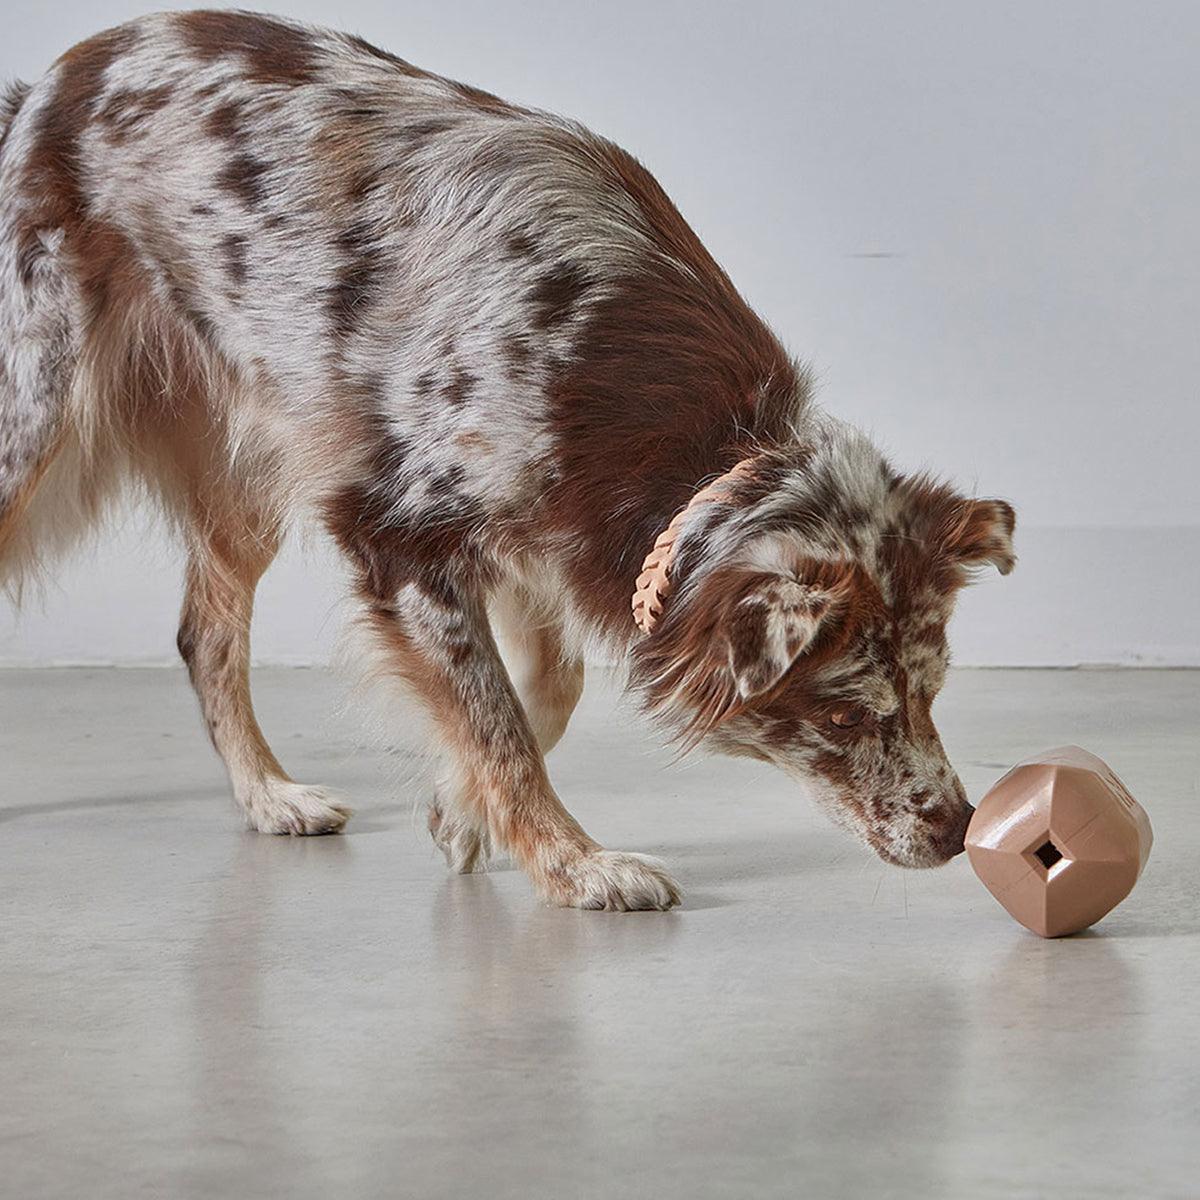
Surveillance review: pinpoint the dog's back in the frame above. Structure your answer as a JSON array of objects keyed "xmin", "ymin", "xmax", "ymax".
[{"xmin": 0, "ymin": 10, "xmax": 792, "ymax": 607}]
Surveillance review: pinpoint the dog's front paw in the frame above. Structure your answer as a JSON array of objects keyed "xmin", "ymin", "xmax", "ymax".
[
  {"xmin": 547, "ymin": 850, "xmax": 681, "ymax": 912},
  {"xmin": 244, "ymin": 781, "xmax": 351, "ymax": 836},
  {"xmin": 428, "ymin": 798, "xmax": 491, "ymax": 873}
]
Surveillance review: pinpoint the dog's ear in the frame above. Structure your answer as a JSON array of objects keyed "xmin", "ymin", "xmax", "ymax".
[
  {"xmin": 725, "ymin": 576, "xmax": 837, "ymax": 700},
  {"xmin": 898, "ymin": 478, "xmax": 1017, "ymax": 580},
  {"xmin": 943, "ymin": 498, "xmax": 1017, "ymax": 576}
]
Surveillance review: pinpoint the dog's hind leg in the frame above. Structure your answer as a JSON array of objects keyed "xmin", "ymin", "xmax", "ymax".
[{"xmin": 178, "ymin": 513, "xmax": 350, "ymax": 835}]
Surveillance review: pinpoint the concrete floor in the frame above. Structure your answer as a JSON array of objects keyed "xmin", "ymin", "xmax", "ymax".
[{"xmin": 1, "ymin": 667, "xmax": 1197, "ymax": 1199}]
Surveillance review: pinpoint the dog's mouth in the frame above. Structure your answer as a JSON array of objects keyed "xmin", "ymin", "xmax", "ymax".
[
  {"xmin": 866, "ymin": 823, "xmax": 969, "ymax": 869},
  {"xmin": 868, "ymin": 838, "xmax": 937, "ymax": 868}
]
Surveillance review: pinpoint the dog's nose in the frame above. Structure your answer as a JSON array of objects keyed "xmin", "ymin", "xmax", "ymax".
[{"xmin": 934, "ymin": 802, "xmax": 974, "ymax": 859}]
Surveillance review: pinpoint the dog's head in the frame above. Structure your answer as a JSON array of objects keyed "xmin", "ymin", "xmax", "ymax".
[{"xmin": 632, "ymin": 434, "xmax": 1015, "ymax": 867}]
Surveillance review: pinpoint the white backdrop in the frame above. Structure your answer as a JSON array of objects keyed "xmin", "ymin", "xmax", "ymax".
[{"xmin": 3, "ymin": 1, "xmax": 1198, "ymax": 665}]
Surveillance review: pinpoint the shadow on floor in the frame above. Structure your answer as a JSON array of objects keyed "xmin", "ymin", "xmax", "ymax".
[
  {"xmin": 0, "ymin": 786, "xmax": 215, "ymax": 824},
  {"xmin": 662, "ymin": 828, "xmax": 854, "ymax": 882}
]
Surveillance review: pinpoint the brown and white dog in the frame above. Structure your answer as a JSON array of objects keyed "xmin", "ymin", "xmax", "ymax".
[{"xmin": 0, "ymin": 12, "xmax": 1015, "ymax": 910}]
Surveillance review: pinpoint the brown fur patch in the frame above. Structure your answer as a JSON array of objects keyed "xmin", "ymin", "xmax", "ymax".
[
  {"xmin": 19, "ymin": 26, "xmax": 139, "ymax": 313},
  {"xmin": 529, "ymin": 261, "xmax": 591, "ymax": 331},
  {"xmin": 454, "ymin": 430, "xmax": 493, "ymax": 453},
  {"xmin": 442, "ymin": 366, "xmax": 477, "ymax": 408},
  {"xmin": 205, "ymin": 97, "xmax": 249, "ymax": 142},
  {"xmin": 322, "ymin": 407, "xmax": 487, "ymax": 601},
  {"xmin": 220, "ymin": 233, "xmax": 248, "ymax": 286},
  {"xmin": 216, "ymin": 152, "xmax": 271, "ymax": 210},
  {"xmin": 177, "ymin": 11, "xmax": 321, "ymax": 86},
  {"xmin": 95, "ymin": 84, "xmax": 174, "ymax": 143},
  {"xmin": 325, "ymin": 222, "xmax": 388, "ymax": 341}
]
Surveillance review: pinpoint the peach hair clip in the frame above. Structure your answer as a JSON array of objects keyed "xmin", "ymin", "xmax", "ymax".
[{"xmin": 632, "ymin": 458, "xmax": 758, "ymax": 635}]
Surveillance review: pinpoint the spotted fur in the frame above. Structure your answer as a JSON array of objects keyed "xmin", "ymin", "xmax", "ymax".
[{"xmin": 0, "ymin": 12, "xmax": 1014, "ymax": 907}]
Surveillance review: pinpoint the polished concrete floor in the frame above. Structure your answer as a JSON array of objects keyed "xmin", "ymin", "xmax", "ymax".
[{"xmin": 1, "ymin": 667, "xmax": 1197, "ymax": 1199}]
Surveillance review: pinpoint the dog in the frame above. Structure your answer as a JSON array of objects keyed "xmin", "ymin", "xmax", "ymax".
[{"xmin": 0, "ymin": 11, "xmax": 1015, "ymax": 910}]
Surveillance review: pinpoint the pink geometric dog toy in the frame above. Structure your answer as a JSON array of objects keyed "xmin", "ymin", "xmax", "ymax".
[{"xmin": 966, "ymin": 746, "xmax": 1153, "ymax": 938}]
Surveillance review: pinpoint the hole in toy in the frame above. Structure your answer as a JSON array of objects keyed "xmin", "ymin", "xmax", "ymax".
[{"xmin": 1034, "ymin": 840, "xmax": 1063, "ymax": 870}]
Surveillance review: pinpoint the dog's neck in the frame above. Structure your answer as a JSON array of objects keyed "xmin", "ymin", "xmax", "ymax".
[
  {"xmin": 631, "ymin": 457, "xmax": 760, "ymax": 635},
  {"xmin": 619, "ymin": 408, "xmax": 894, "ymax": 637},
  {"xmin": 546, "ymin": 377, "xmax": 863, "ymax": 646}
]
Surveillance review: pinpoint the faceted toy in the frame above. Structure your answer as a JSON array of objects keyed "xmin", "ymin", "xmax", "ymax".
[{"xmin": 965, "ymin": 746, "xmax": 1153, "ymax": 938}]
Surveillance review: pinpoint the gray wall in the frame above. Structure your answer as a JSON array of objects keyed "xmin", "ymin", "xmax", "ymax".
[{"xmin": 3, "ymin": 1, "xmax": 1198, "ymax": 665}]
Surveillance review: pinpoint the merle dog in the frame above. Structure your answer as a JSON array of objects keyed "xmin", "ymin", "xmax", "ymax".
[{"xmin": 0, "ymin": 12, "xmax": 1015, "ymax": 909}]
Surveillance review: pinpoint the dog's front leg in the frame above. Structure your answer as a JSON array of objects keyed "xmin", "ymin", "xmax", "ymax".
[{"xmin": 357, "ymin": 575, "xmax": 680, "ymax": 911}]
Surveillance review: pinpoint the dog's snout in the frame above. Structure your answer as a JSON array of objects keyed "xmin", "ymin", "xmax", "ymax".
[{"xmin": 932, "ymin": 801, "xmax": 974, "ymax": 860}]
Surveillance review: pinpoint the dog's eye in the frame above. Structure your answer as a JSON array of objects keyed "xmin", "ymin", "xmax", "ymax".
[{"xmin": 830, "ymin": 706, "xmax": 866, "ymax": 730}]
